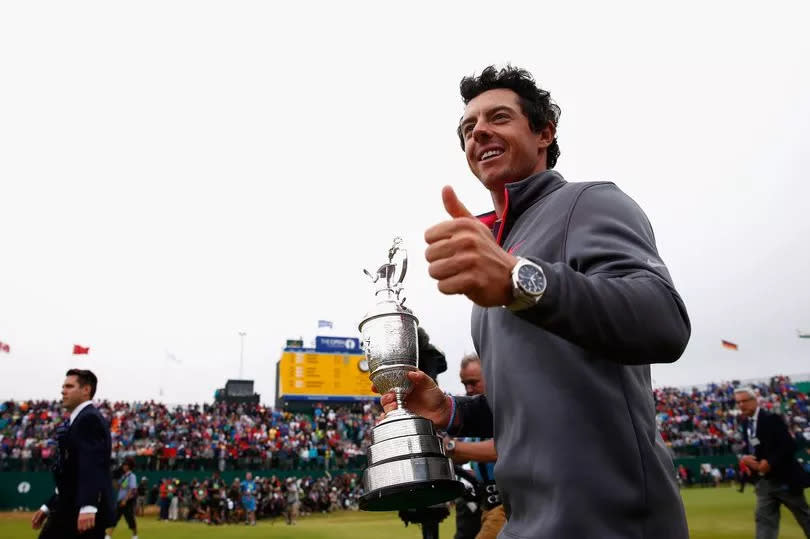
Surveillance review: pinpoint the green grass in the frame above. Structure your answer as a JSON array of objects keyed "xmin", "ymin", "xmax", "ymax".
[
  {"xmin": 2, "ymin": 487, "xmax": 808, "ymax": 538},
  {"xmin": 684, "ymin": 486, "xmax": 805, "ymax": 539},
  {"xmin": 1, "ymin": 509, "xmax": 458, "ymax": 539}
]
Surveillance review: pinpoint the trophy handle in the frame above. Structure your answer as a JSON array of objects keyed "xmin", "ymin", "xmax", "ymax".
[
  {"xmin": 389, "ymin": 247, "xmax": 408, "ymax": 286},
  {"xmin": 365, "ymin": 238, "xmax": 408, "ymax": 297},
  {"xmin": 363, "ymin": 268, "xmax": 378, "ymax": 283}
]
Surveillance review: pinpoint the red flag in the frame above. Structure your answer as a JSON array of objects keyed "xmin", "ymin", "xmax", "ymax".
[
  {"xmin": 73, "ymin": 344, "xmax": 90, "ymax": 355},
  {"xmin": 721, "ymin": 340, "xmax": 739, "ymax": 351},
  {"xmin": 0, "ymin": 342, "xmax": 9, "ymax": 353}
]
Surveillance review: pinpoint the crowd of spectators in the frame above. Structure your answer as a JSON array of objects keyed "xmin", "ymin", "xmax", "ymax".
[
  {"xmin": 675, "ymin": 462, "xmax": 739, "ymax": 487},
  {"xmin": 139, "ymin": 471, "xmax": 362, "ymax": 525},
  {"xmin": 2, "ymin": 375, "xmax": 809, "ymax": 472},
  {"xmin": 0, "ymin": 400, "xmax": 378, "ymax": 472},
  {"xmin": 655, "ymin": 376, "xmax": 810, "ymax": 457}
]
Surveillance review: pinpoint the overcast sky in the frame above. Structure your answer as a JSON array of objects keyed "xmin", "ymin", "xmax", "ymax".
[{"xmin": 1, "ymin": 1, "xmax": 808, "ymax": 405}]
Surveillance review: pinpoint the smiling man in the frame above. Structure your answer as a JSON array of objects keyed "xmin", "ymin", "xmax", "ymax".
[
  {"xmin": 380, "ymin": 65, "xmax": 691, "ymax": 538},
  {"xmin": 31, "ymin": 369, "xmax": 114, "ymax": 539}
]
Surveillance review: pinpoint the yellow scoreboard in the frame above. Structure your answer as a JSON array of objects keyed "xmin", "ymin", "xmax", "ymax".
[{"xmin": 277, "ymin": 350, "xmax": 375, "ymax": 400}]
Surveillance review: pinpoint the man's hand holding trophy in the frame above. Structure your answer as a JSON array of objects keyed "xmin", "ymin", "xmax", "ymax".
[{"xmin": 358, "ymin": 238, "xmax": 463, "ymax": 511}]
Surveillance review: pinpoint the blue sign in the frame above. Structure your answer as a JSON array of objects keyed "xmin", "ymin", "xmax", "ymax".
[{"xmin": 315, "ymin": 336, "xmax": 361, "ymax": 354}]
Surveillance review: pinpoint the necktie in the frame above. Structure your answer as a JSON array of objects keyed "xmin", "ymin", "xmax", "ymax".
[
  {"xmin": 746, "ymin": 417, "xmax": 757, "ymax": 454},
  {"xmin": 52, "ymin": 420, "xmax": 70, "ymax": 476}
]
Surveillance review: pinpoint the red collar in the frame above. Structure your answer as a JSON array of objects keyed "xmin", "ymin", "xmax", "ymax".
[{"xmin": 475, "ymin": 189, "xmax": 510, "ymax": 246}]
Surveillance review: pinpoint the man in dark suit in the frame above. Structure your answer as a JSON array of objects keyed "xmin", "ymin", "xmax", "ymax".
[
  {"xmin": 31, "ymin": 369, "xmax": 115, "ymax": 539},
  {"xmin": 736, "ymin": 387, "xmax": 810, "ymax": 538}
]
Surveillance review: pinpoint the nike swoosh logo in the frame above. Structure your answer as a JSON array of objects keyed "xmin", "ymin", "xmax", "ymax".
[{"xmin": 646, "ymin": 258, "xmax": 667, "ymax": 268}]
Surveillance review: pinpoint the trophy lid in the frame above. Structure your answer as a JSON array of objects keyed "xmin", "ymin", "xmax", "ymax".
[{"xmin": 363, "ymin": 237, "xmax": 408, "ymax": 297}]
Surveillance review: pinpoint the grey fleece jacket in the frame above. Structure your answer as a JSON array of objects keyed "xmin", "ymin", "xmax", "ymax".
[{"xmin": 450, "ymin": 170, "xmax": 690, "ymax": 539}]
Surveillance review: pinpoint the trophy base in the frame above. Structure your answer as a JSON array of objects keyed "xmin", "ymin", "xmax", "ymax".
[
  {"xmin": 361, "ymin": 454, "xmax": 464, "ymax": 511},
  {"xmin": 360, "ymin": 478, "xmax": 465, "ymax": 512}
]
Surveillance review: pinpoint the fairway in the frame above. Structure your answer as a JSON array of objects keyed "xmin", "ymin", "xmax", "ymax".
[
  {"xmin": 2, "ymin": 487, "xmax": 807, "ymax": 538},
  {"xmin": 1, "ymin": 508, "xmax": 459, "ymax": 539}
]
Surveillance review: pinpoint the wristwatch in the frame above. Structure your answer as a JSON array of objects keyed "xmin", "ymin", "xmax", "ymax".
[
  {"xmin": 506, "ymin": 257, "xmax": 547, "ymax": 311},
  {"xmin": 444, "ymin": 439, "xmax": 456, "ymax": 456}
]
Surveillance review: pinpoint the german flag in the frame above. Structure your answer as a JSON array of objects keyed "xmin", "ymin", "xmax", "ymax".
[{"xmin": 721, "ymin": 340, "xmax": 739, "ymax": 351}]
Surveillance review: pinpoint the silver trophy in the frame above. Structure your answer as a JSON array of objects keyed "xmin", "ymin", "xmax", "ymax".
[{"xmin": 358, "ymin": 238, "xmax": 464, "ymax": 511}]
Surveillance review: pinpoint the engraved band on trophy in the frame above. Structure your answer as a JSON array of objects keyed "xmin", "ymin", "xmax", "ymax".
[{"xmin": 358, "ymin": 238, "xmax": 464, "ymax": 511}]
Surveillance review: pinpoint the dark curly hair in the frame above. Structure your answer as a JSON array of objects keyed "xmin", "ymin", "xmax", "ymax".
[{"xmin": 457, "ymin": 65, "xmax": 561, "ymax": 169}]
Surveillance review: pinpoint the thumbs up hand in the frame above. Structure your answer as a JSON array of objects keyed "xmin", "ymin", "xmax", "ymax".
[
  {"xmin": 424, "ymin": 186, "xmax": 518, "ymax": 307},
  {"xmin": 441, "ymin": 185, "xmax": 474, "ymax": 219}
]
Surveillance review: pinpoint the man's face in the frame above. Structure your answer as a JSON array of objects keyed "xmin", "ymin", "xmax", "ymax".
[
  {"xmin": 460, "ymin": 362, "xmax": 486, "ymax": 396},
  {"xmin": 734, "ymin": 392, "xmax": 758, "ymax": 418},
  {"xmin": 459, "ymin": 88, "xmax": 553, "ymax": 191},
  {"xmin": 61, "ymin": 375, "xmax": 90, "ymax": 411}
]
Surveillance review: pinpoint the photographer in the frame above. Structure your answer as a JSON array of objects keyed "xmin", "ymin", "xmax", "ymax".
[{"xmin": 445, "ymin": 355, "xmax": 503, "ymax": 539}]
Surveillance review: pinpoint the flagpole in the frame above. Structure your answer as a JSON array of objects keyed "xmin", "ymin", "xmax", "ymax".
[{"xmin": 238, "ymin": 331, "xmax": 246, "ymax": 379}]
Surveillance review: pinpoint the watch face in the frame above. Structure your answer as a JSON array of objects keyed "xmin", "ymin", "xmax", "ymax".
[{"xmin": 517, "ymin": 263, "xmax": 545, "ymax": 294}]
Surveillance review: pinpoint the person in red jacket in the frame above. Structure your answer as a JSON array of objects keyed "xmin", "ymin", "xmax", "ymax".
[{"xmin": 158, "ymin": 479, "xmax": 170, "ymax": 520}]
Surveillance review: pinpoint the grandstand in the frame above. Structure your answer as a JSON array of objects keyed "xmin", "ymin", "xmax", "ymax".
[
  {"xmin": 657, "ymin": 374, "xmax": 810, "ymax": 457},
  {"xmin": 0, "ymin": 397, "xmax": 377, "ymax": 521},
  {"xmin": 0, "ymin": 333, "xmax": 387, "ymax": 519},
  {"xmin": 2, "ymin": 374, "xmax": 809, "ymax": 513},
  {"xmin": 653, "ymin": 374, "xmax": 810, "ymax": 486}
]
